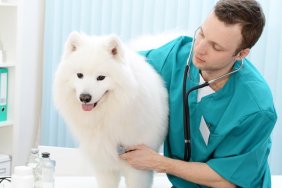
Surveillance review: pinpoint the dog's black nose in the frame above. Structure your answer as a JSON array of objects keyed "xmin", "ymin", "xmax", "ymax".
[{"xmin": 79, "ymin": 94, "xmax": 92, "ymax": 103}]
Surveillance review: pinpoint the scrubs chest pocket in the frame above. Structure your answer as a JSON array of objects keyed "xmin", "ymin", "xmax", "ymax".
[
  {"xmin": 199, "ymin": 116, "xmax": 210, "ymax": 146},
  {"xmin": 199, "ymin": 116, "xmax": 221, "ymax": 149}
]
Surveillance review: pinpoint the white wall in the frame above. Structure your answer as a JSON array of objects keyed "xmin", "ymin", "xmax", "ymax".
[{"xmin": 13, "ymin": 0, "xmax": 45, "ymax": 167}]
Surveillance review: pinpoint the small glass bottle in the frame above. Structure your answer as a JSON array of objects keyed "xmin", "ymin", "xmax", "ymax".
[
  {"xmin": 36, "ymin": 152, "xmax": 55, "ymax": 188},
  {"xmin": 26, "ymin": 148, "xmax": 40, "ymax": 187},
  {"xmin": 26, "ymin": 148, "xmax": 40, "ymax": 172}
]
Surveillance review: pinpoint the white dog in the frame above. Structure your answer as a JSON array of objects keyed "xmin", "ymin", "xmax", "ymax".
[{"xmin": 53, "ymin": 32, "xmax": 168, "ymax": 188}]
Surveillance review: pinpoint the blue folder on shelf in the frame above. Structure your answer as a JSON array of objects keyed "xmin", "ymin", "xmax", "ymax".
[{"xmin": 0, "ymin": 68, "xmax": 8, "ymax": 122}]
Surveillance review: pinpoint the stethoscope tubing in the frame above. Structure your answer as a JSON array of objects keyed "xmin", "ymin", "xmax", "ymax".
[
  {"xmin": 183, "ymin": 65, "xmax": 210, "ymax": 161},
  {"xmin": 182, "ymin": 29, "xmax": 244, "ymax": 161}
]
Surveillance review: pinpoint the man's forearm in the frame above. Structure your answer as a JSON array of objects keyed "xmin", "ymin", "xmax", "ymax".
[{"xmin": 157, "ymin": 157, "xmax": 235, "ymax": 188}]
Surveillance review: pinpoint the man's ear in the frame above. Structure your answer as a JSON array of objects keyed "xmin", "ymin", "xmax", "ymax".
[{"xmin": 235, "ymin": 48, "xmax": 250, "ymax": 60}]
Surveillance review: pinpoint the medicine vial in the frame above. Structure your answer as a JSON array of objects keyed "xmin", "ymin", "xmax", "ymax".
[
  {"xmin": 36, "ymin": 152, "xmax": 55, "ymax": 188},
  {"xmin": 26, "ymin": 148, "xmax": 40, "ymax": 187},
  {"xmin": 26, "ymin": 148, "xmax": 40, "ymax": 172}
]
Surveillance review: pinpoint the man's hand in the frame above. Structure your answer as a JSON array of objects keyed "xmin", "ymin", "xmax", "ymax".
[{"xmin": 119, "ymin": 144, "xmax": 165, "ymax": 172}]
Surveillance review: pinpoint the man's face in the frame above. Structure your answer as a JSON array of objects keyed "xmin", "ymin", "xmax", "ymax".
[{"xmin": 193, "ymin": 12, "xmax": 243, "ymax": 77}]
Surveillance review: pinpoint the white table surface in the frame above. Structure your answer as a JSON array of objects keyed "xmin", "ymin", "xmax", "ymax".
[
  {"xmin": 54, "ymin": 175, "xmax": 282, "ymax": 188},
  {"xmin": 55, "ymin": 175, "xmax": 171, "ymax": 188},
  {"xmin": 1, "ymin": 175, "xmax": 281, "ymax": 188}
]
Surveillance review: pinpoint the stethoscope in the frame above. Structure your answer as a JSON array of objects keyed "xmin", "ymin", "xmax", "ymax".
[{"xmin": 182, "ymin": 28, "xmax": 245, "ymax": 161}]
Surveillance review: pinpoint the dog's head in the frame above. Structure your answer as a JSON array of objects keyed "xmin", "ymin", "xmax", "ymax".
[{"xmin": 53, "ymin": 32, "xmax": 137, "ymax": 113}]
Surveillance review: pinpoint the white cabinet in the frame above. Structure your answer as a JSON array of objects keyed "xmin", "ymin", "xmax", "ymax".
[
  {"xmin": 0, "ymin": 0, "xmax": 44, "ymax": 170},
  {"xmin": 0, "ymin": 0, "xmax": 45, "ymax": 170},
  {"xmin": 0, "ymin": 1, "xmax": 18, "ymax": 156}
]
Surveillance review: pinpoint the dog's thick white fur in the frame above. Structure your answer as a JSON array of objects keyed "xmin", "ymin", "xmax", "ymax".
[{"xmin": 53, "ymin": 32, "xmax": 168, "ymax": 188}]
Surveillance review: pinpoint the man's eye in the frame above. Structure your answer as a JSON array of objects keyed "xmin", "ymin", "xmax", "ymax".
[
  {"xmin": 97, "ymin": 75, "xmax": 105, "ymax": 81},
  {"xmin": 77, "ymin": 73, "xmax": 83, "ymax": 79},
  {"xmin": 213, "ymin": 45, "xmax": 223, "ymax": 52}
]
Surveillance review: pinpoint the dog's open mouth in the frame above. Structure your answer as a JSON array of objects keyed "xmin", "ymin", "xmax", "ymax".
[
  {"xmin": 82, "ymin": 102, "xmax": 98, "ymax": 111},
  {"xmin": 80, "ymin": 91, "xmax": 109, "ymax": 111}
]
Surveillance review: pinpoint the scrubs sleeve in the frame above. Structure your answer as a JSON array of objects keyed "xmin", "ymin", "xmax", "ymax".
[{"xmin": 207, "ymin": 110, "xmax": 277, "ymax": 187}]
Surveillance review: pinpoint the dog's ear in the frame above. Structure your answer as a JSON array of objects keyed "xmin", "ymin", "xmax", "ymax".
[
  {"xmin": 64, "ymin": 32, "xmax": 84, "ymax": 56},
  {"xmin": 106, "ymin": 35, "xmax": 124, "ymax": 59}
]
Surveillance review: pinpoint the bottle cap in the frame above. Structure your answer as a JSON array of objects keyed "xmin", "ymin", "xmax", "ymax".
[
  {"xmin": 42, "ymin": 152, "xmax": 50, "ymax": 158},
  {"xmin": 14, "ymin": 166, "xmax": 33, "ymax": 176},
  {"xmin": 30, "ymin": 148, "xmax": 39, "ymax": 154}
]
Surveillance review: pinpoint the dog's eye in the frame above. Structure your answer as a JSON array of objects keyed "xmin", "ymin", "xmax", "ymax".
[
  {"xmin": 97, "ymin": 75, "xmax": 105, "ymax": 81},
  {"xmin": 77, "ymin": 73, "xmax": 83, "ymax": 79}
]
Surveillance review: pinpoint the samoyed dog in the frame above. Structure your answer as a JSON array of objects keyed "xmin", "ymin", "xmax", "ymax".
[{"xmin": 53, "ymin": 32, "xmax": 168, "ymax": 188}]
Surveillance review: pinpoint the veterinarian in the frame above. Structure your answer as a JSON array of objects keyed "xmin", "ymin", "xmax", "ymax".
[{"xmin": 120, "ymin": 0, "xmax": 277, "ymax": 187}]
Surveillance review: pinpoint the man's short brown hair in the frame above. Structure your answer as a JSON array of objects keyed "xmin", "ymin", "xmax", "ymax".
[{"xmin": 214, "ymin": 0, "xmax": 265, "ymax": 53}]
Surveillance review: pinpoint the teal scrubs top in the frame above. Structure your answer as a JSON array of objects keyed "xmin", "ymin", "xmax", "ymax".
[{"xmin": 140, "ymin": 36, "xmax": 277, "ymax": 188}]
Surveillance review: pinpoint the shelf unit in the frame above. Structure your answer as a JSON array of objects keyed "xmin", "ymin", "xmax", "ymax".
[
  {"xmin": 0, "ymin": 1, "xmax": 17, "ymax": 157},
  {"xmin": 0, "ymin": 2, "xmax": 17, "ymax": 7},
  {"xmin": 0, "ymin": 63, "xmax": 16, "ymax": 67},
  {"xmin": 1, "ymin": 0, "xmax": 45, "ymax": 170}
]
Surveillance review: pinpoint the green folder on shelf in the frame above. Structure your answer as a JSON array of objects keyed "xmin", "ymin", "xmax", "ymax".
[{"xmin": 0, "ymin": 68, "xmax": 8, "ymax": 122}]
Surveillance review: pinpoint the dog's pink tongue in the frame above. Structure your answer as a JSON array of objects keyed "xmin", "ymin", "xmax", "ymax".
[{"xmin": 82, "ymin": 104, "xmax": 94, "ymax": 111}]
